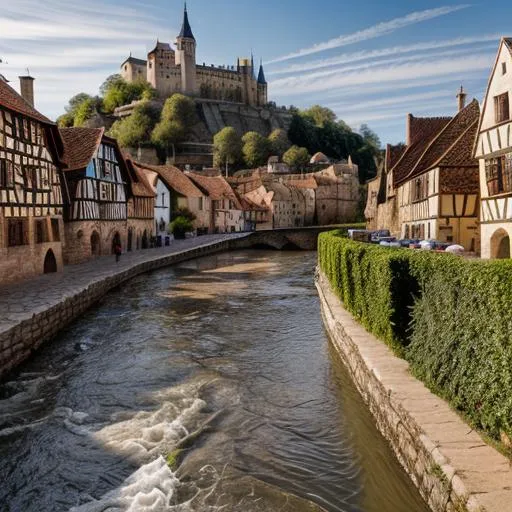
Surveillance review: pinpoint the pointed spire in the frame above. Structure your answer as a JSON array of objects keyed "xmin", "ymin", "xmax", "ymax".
[
  {"xmin": 251, "ymin": 52, "xmax": 256, "ymax": 79},
  {"xmin": 257, "ymin": 59, "xmax": 266, "ymax": 84},
  {"xmin": 179, "ymin": 2, "xmax": 195, "ymax": 40}
]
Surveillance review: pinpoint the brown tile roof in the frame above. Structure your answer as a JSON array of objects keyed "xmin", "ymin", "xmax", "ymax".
[
  {"xmin": 0, "ymin": 79, "xmax": 53, "ymax": 124},
  {"xmin": 386, "ymin": 144, "xmax": 406, "ymax": 171},
  {"xmin": 238, "ymin": 194, "xmax": 269, "ymax": 212},
  {"xmin": 398, "ymin": 100, "xmax": 480, "ymax": 184},
  {"xmin": 439, "ymin": 167, "xmax": 480, "ymax": 194},
  {"xmin": 392, "ymin": 116, "xmax": 452, "ymax": 186},
  {"xmin": 310, "ymin": 151, "xmax": 330, "ymax": 163},
  {"xmin": 129, "ymin": 161, "xmax": 156, "ymax": 197},
  {"xmin": 187, "ymin": 172, "xmax": 242, "ymax": 208},
  {"xmin": 59, "ymin": 127, "xmax": 104, "ymax": 170},
  {"xmin": 287, "ymin": 176, "xmax": 318, "ymax": 189},
  {"xmin": 136, "ymin": 163, "xmax": 203, "ymax": 198}
]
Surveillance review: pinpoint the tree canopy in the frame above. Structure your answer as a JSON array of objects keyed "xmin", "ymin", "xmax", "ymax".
[
  {"xmin": 213, "ymin": 127, "xmax": 242, "ymax": 169},
  {"xmin": 268, "ymin": 128, "xmax": 291, "ymax": 158},
  {"xmin": 108, "ymin": 103, "xmax": 157, "ymax": 148},
  {"xmin": 103, "ymin": 77, "xmax": 156, "ymax": 113},
  {"xmin": 283, "ymin": 145, "xmax": 310, "ymax": 171},
  {"xmin": 301, "ymin": 105, "xmax": 337, "ymax": 127},
  {"xmin": 242, "ymin": 131, "xmax": 271, "ymax": 168}
]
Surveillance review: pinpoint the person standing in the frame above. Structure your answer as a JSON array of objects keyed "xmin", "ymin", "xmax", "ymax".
[{"xmin": 114, "ymin": 243, "xmax": 122, "ymax": 263}]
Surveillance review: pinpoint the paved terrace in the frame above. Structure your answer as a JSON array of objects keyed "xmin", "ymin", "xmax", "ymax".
[{"xmin": 0, "ymin": 233, "xmax": 250, "ymax": 378}]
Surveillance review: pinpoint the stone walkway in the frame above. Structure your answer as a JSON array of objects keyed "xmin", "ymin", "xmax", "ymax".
[{"xmin": 0, "ymin": 233, "xmax": 248, "ymax": 337}]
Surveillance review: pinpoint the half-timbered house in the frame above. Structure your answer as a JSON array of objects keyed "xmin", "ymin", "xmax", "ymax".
[
  {"xmin": 59, "ymin": 127, "xmax": 135, "ymax": 263},
  {"xmin": 126, "ymin": 159, "xmax": 156, "ymax": 250},
  {"xmin": 373, "ymin": 92, "xmax": 480, "ymax": 251},
  {"xmin": 135, "ymin": 163, "xmax": 209, "ymax": 240},
  {"xmin": 474, "ymin": 38, "xmax": 512, "ymax": 258},
  {"xmin": 0, "ymin": 77, "xmax": 66, "ymax": 283}
]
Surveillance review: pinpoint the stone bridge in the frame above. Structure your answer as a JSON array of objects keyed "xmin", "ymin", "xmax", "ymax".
[{"xmin": 233, "ymin": 226, "xmax": 348, "ymax": 251}]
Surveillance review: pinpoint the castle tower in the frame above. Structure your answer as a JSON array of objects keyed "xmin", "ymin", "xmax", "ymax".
[
  {"xmin": 238, "ymin": 57, "xmax": 257, "ymax": 106},
  {"xmin": 456, "ymin": 85, "xmax": 467, "ymax": 112},
  {"xmin": 176, "ymin": 3, "xmax": 197, "ymax": 95},
  {"xmin": 257, "ymin": 60, "xmax": 267, "ymax": 107}
]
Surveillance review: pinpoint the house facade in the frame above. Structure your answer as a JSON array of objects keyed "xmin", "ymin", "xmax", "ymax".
[
  {"xmin": 366, "ymin": 91, "xmax": 480, "ymax": 251},
  {"xmin": 474, "ymin": 38, "xmax": 512, "ymax": 258},
  {"xmin": 59, "ymin": 127, "xmax": 133, "ymax": 264},
  {"xmin": 0, "ymin": 77, "xmax": 66, "ymax": 284},
  {"xmin": 136, "ymin": 163, "xmax": 209, "ymax": 238}
]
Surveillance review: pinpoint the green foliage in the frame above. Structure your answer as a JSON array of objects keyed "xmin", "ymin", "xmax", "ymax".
[
  {"xmin": 172, "ymin": 207, "xmax": 196, "ymax": 222},
  {"xmin": 166, "ymin": 449, "xmax": 183, "ymax": 471},
  {"xmin": 360, "ymin": 123, "xmax": 381, "ymax": 150},
  {"xmin": 108, "ymin": 103, "xmax": 156, "ymax": 148},
  {"xmin": 56, "ymin": 112, "xmax": 74, "ymax": 128},
  {"xmin": 287, "ymin": 108, "xmax": 379, "ymax": 182},
  {"xmin": 268, "ymin": 128, "xmax": 291, "ymax": 157},
  {"xmin": 169, "ymin": 215, "xmax": 194, "ymax": 235},
  {"xmin": 100, "ymin": 74, "xmax": 122, "ymax": 96},
  {"xmin": 242, "ymin": 131, "xmax": 271, "ymax": 168},
  {"xmin": 73, "ymin": 97, "xmax": 101, "ymax": 127},
  {"xmin": 282, "ymin": 145, "xmax": 310, "ymax": 171},
  {"xmin": 151, "ymin": 94, "xmax": 197, "ymax": 152},
  {"xmin": 213, "ymin": 127, "xmax": 242, "ymax": 169},
  {"xmin": 318, "ymin": 234, "xmax": 512, "ymax": 441},
  {"xmin": 103, "ymin": 77, "xmax": 156, "ymax": 113},
  {"xmin": 302, "ymin": 105, "xmax": 337, "ymax": 127}
]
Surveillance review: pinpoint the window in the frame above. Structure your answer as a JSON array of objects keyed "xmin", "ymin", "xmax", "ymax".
[
  {"xmin": 503, "ymin": 62, "xmax": 507, "ymax": 75},
  {"xmin": 24, "ymin": 166, "xmax": 38, "ymax": 189},
  {"xmin": 35, "ymin": 219, "xmax": 48, "ymax": 244},
  {"xmin": 494, "ymin": 93, "xmax": 510, "ymax": 123},
  {"xmin": 8, "ymin": 218, "xmax": 28, "ymax": 247},
  {"xmin": 0, "ymin": 159, "xmax": 14, "ymax": 188},
  {"xmin": 51, "ymin": 219, "xmax": 60, "ymax": 242},
  {"xmin": 485, "ymin": 153, "xmax": 512, "ymax": 195},
  {"xmin": 198, "ymin": 197, "xmax": 203, "ymax": 210}
]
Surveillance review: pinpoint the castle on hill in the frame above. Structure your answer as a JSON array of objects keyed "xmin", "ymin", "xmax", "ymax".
[{"xmin": 121, "ymin": 4, "xmax": 268, "ymax": 107}]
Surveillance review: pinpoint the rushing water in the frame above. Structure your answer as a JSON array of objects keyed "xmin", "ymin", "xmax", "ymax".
[{"xmin": 0, "ymin": 250, "xmax": 428, "ymax": 512}]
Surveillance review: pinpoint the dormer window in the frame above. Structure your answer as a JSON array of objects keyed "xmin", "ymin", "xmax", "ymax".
[
  {"xmin": 494, "ymin": 92, "xmax": 510, "ymax": 123},
  {"xmin": 503, "ymin": 62, "xmax": 507, "ymax": 75}
]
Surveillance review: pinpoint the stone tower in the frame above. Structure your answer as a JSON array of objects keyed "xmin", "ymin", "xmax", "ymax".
[
  {"xmin": 238, "ymin": 57, "xmax": 256, "ymax": 106},
  {"xmin": 257, "ymin": 60, "xmax": 267, "ymax": 107},
  {"xmin": 176, "ymin": 3, "xmax": 197, "ymax": 95}
]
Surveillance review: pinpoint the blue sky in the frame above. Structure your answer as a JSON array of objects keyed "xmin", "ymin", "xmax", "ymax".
[{"xmin": 0, "ymin": 0, "xmax": 510, "ymax": 144}]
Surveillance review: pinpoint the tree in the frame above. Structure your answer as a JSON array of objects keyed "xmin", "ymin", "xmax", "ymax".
[
  {"xmin": 100, "ymin": 74, "xmax": 123, "ymax": 96},
  {"xmin": 283, "ymin": 145, "xmax": 310, "ymax": 171},
  {"xmin": 65, "ymin": 93, "xmax": 93, "ymax": 115},
  {"xmin": 360, "ymin": 124, "xmax": 381, "ymax": 150},
  {"xmin": 151, "ymin": 94, "xmax": 197, "ymax": 159},
  {"xmin": 56, "ymin": 112, "xmax": 74, "ymax": 128},
  {"xmin": 302, "ymin": 105, "xmax": 337, "ymax": 127},
  {"xmin": 213, "ymin": 127, "xmax": 242, "ymax": 171},
  {"xmin": 108, "ymin": 103, "xmax": 155, "ymax": 148},
  {"xmin": 103, "ymin": 78, "xmax": 156, "ymax": 113},
  {"xmin": 73, "ymin": 97, "xmax": 102, "ymax": 127},
  {"xmin": 242, "ymin": 131, "xmax": 271, "ymax": 168},
  {"xmin": 268, "ymin": 129, "xmax": 291, "ymax": 158}
]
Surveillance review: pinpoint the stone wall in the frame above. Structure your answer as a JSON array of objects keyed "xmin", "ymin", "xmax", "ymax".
[{"xmin": 316, "ymin": 270, "xmax": 512, "ymax": 512}]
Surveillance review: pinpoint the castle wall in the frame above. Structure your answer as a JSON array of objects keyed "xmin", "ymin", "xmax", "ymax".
[{"xmin": 121, "ymin": 61, "xmax": 147, "ymax": 83}]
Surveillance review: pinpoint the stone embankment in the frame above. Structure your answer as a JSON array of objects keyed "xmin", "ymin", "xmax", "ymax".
[
  {"xmin": 0, "ymin": 234, "xmax": 249, "ymax": 380},
  {"xmin": 316, "ymin": 270, "xmax": 512, "ymax": 512}
]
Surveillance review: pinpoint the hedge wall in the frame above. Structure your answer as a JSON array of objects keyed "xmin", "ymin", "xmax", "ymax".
[{"xmin": 318, "ymin": 230, "xmax": 512, "ymax": 440}]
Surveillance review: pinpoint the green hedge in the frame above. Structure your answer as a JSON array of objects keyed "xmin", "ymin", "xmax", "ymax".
[{"xmin": 318, "ymin": 231, "xmax": 512, "ymax": 440}]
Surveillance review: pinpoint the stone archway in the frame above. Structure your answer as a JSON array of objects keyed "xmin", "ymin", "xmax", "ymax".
[
  {"xmin": 43, "ymin": 249, "xmax": 57, "ymax": 274},
  {"xmin": 91, "ymin": 231, "xmax": 101, "ymax": 257},
  {"xmin": 490, "ymin": 228, "xmax": 511, "ymax": 259}
]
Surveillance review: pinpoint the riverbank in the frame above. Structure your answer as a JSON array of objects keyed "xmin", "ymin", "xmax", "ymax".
[
  {"xmin": 0, "ymin": 233, "xmax": 250, "ymax": 380},
  {"xmin": 316, "ymin": 269, "xmax": 512, "ymax": 512}
]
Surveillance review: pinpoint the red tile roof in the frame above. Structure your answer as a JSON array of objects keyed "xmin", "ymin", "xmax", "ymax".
[
  {"xmin": 135, "ymin": 163, "xmax": 204, "ymax": 198},
  {"xmin": 397, "ymin": 100, "xmax": 480, "ymax": 185},
  {"xmin": 0, "ymin": 79, "xmax": 53, "ymax": 124},
  {"xmin": 187, "ymin": 172, "xmax": 242, "ymax": 208},
  {"xmin": 129, "ymin": 161, "xmax": 156, "ymax": 198},
  {"xmin": 59, "ymin": 127, "xmax": 104, "ymax": 170}
]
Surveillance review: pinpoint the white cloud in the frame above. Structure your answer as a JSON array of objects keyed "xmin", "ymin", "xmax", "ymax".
[
  {"xmin": 268, "ymin": 5, "xmax": 471, "ymax": 63},
  {"xmin": 270, "ymin": 54, "xmax": 494, "ymax": 95},
  {"xmin": 268, "ymin": 35, "xmax": 500, "ymax": 76}
]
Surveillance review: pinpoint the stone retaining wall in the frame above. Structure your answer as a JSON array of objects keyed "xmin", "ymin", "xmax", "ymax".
[
  {"xmin": 0, "ymin": 239, "xmax": 235, "ymax": 380},
  {"xmin": 316, "ymin": 269, "xmax": 512, "ymax": 512}
]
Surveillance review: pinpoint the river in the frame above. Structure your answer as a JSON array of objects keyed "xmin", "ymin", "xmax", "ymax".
[{"xmin": 0, "ymin": 250, "xmax": 428, "ymax": 512}]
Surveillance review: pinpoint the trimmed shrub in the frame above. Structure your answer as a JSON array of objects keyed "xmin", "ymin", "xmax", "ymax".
[{"xmin": 318, "ymin": 232, "xmax": 512, "ymax": 440}]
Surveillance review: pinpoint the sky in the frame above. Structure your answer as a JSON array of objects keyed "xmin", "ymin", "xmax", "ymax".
[{"xmin": 0, "ymin": 0, "xmax": 511, "ymax": 144}]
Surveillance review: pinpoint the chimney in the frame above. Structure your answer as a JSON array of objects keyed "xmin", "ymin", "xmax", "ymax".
[
  {"xmin": 19, "ymin": 75, "xmax": 35, "ymax": 107},
  {"xmin": 456, "ymin": 85, "xmax": 467, "ymax": 112},
  {"xmin": 405, "ymin": 113, "xmax": 413, "ymax": 146}
]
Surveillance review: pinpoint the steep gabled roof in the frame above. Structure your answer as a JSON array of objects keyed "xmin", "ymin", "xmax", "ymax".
[
  {"xmin": 0, "ymin": 79, "xmax": 53, "ymax": 124},
  {"xmin": 398, "ymin": 100, "xmax": 480, "ymax": 184},
  {"xmin": 149, "ymin": 41, "xmax": 173, "ymax": 55},
  {"xmin": 136, "ymin": 163, "xmax": 203, "ymax": 198},
  {"xmin": 121, "ymin": 56, "xmax": 147, "ymax": 67},
  {"xmin": 257, "ymin": 63, "xmax": 266, "ymax": 85},
  {"xmin": 392, "ymin": 116, "xmax": 452, "ymax": 185},
  {"xmin": 386, "ymin": 143, "xmax": 406, "ymax": 172},
  {"xmin": 187, "ymin": 172, "xmax": 242, "ymax": 207},
  {"xmin": 178, "ymin": 4, "xmax": 195, "ymax": 40},
  {"xmin": 59, "ymin": 127, "xmax": 104, "ymax": 170},
  {"xmin": 128, "ymin": 161, "xmax": 156, "ymax": 197}
]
